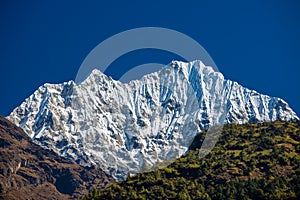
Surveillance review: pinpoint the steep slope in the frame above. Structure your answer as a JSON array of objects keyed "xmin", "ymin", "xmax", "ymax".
[
  {"xmin": 8, "ymin": 60, "xmax": 299, "ymax": 180},
  {"xmin": 0, "ymin": 116, "xmax": 114, "ymax": 200},
  {"xmin": 83, "ymin": 121, "xmax": 300, "ymax": 200}
]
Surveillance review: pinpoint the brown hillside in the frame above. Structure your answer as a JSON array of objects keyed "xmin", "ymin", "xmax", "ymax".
[{"xmin": 0, "ymin": 116, "xmax": 115, "ymax": 199}]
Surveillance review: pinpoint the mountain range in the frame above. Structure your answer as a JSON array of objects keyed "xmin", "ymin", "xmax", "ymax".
[{"xmin": 7, "ymin": 60, "xmax": 299, "ymax": 181}]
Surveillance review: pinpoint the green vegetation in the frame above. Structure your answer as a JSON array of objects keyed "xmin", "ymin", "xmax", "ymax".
[{"xmin": 83, "ymin": 121, "xmax": 300, "ymax": 200}]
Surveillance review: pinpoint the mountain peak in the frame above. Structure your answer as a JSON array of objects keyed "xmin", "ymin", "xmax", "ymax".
[
  {"xmin": 168, "ymin": 60, "xmax": 223, "ymax": 82},
  {"xmin": 91, "ymin": 68, "xmax": 105, "ymax": 76},
  {"xmin": 85, "ymin": 68, "xmax": 108, "ymax": 80},
  {"xmin": 79, "ymin": 68, "xmax": 116, "ymax": 88}
]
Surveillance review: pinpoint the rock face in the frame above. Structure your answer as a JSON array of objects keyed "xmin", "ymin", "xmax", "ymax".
[
  {"xmin": 8, "ymin": 60, "xmax": 299, "ymax": 180},
  {"xmin": 0, "ymin": 116, "xmax": 114, "ymax": 200}
]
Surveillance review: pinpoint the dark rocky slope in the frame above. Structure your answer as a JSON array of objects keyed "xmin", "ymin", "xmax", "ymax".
[{"xmin": 0, "ymin": 116, "xmax": 115, "ymax": 199}]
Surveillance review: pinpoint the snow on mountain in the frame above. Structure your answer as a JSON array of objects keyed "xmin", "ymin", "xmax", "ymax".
[{"xmin": 8, "ymin": 60, "xmax": 299, "ymax": 180}]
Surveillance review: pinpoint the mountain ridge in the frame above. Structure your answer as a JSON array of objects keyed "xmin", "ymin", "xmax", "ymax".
[{"xmin": 8, "ymin": 60, "xmax": 299, "ymax": 180}]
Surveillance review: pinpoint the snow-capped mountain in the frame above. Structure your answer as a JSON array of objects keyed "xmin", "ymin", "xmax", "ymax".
[{"xmin": 8, "ymin": 60, "xmax": 299, "ymax": 180}]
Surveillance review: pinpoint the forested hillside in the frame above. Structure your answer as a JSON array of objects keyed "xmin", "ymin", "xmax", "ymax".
[{"xmin": 83, "ymin": 121, "xmax": 300, "ymax": 200}]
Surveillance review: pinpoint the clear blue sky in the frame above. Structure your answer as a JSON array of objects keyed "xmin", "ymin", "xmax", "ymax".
[{"xmin": 1, "ymin": 0, "xmax": 299, "ymax": 116}]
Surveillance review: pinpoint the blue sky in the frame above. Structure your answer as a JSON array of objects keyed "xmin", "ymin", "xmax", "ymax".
[{"xmin": 1, "ymin": 0, "xmax": 299, "ymax": 116}]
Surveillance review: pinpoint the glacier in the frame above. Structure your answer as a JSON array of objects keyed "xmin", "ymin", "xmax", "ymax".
[{"xmin": 8, "ymin": 60, "xmax": 299, "ymax": 180}]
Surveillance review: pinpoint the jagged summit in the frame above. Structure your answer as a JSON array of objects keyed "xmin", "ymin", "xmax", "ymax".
[
  {"xmin": 82, "ymin": 60, "xmax": 219, "ymax": 86},
  {"xmin": 8, "ymin": 60, "xmax": 299, "ymax": 181}
]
